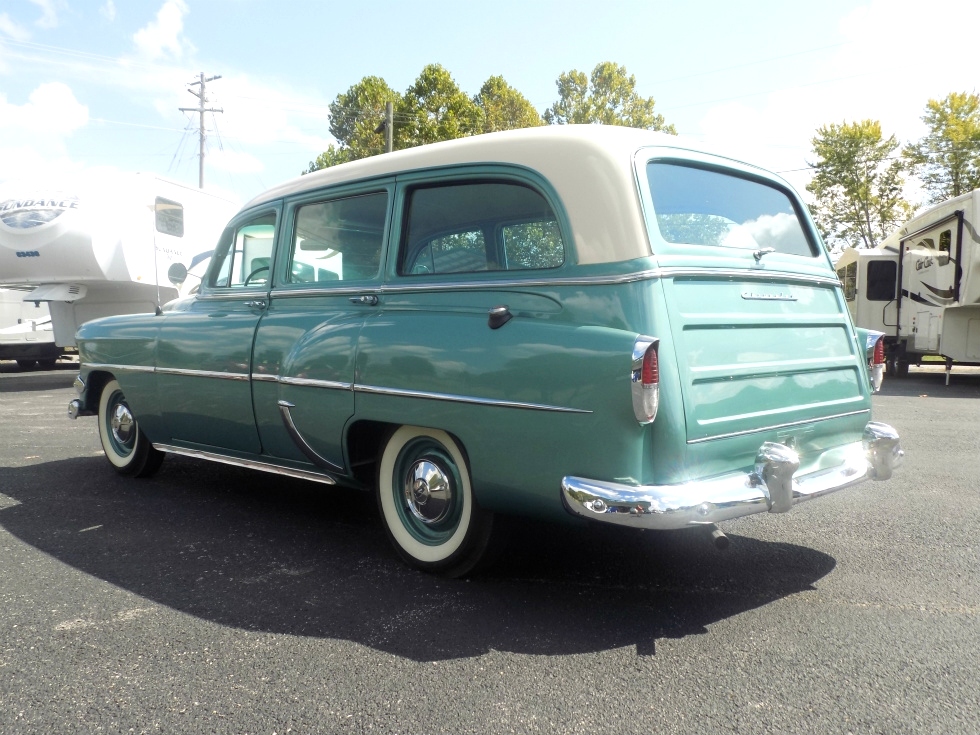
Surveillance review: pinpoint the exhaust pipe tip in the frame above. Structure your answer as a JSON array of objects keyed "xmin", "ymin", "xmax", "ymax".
[{"xmin": 707, "ymin": 524, "xmax": 729, "ymax": 550}]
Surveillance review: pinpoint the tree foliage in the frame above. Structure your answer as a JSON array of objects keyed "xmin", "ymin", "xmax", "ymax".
[
  {"xmin": 306, "ymin": 62, "xmax": 672, "ymax": 172},
  {"xmin": 395, "ymin": 64, "xmax": 482, "ymax": 149},
  {"xmin": 543, "ymin": 62, "xmax": 675, "ymax": 132},
  {"xmin": 304, "ymin": 76, "xmax": 399, "ymax": 173},
  {"xmin": 806, "ymin": 119, "xmax": 913, "ymax": 250},
  {"xmin": 474, "ymin": 75, "xmax": 543, "ymax": 133},
  {"xmin": 904, "ymin": 91, "xmax": 980, "ymax": 203}
]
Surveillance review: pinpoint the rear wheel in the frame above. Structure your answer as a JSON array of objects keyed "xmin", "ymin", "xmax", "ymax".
[
  {"xmin": 15, "ymin": 359, "xmax": 37, "ymax": 371},
  {"xmin": 97, "ymin": 379, "xmax": 164, "ymax": 477},
  {"xmin": 377, "ymin": 425, "xmax": 494, "ymax": 577}
]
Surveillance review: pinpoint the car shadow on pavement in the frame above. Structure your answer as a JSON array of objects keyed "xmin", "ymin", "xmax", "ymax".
[{"xmin": 0, "ymin": 454, "xmax": 836, "ymax": 661}]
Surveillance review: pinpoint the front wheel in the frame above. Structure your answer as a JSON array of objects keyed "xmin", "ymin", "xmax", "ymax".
[
  {"xmin": 97, "ymin": 378, "xmax": 164, "ymax": 477},
  {"xmin": 377, "ymin": 426, "xmax": 494, "ymax": 577}
]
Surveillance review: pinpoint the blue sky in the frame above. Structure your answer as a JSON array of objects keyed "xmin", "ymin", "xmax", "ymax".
[{"xmin": 1, "ymin": 0, "xmax": 977, "ymax": 206}]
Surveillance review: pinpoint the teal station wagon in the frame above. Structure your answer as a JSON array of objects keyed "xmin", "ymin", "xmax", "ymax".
[{"xmin": 69, "ymin": 126, "xmax": 902, "ymax": 576}]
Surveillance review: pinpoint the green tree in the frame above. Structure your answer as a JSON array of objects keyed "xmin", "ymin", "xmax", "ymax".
[
  {"xmin": 904, "ymin": 91, "xmax": 980, "ymax": 203},
  {"xmin": 395, "ymin": 64, "xmax": 482, "ymax": 149},
  {"xmin": 474, "ymin": 75, "xmax": 543, "ymax": 133},
  {"xmin": 806, "ymin": 119, "xmax": 912, "ymax": 250},
  {"xmin": 305, "ymin": 145, "xmax": 351, "ymax": 173},
  {"xmin": 543, "ymin": 62, "xmax": 675, "ymax": 132},
  {"xmin": 304, "ymin": 76, "xmax": 400, "ymax": 173}
]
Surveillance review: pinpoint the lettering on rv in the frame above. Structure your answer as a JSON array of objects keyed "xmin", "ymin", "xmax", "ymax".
[
  {"xmin": 0, "ymin": 197, "xmax": 79, "ymax": 230},
  {"xmin": 0, "ymin": 199, "xmax": 79, "ymax": 211},
  {"xmin": 915, "ymin": 257, "xmax": 934, "ymax": 271}
]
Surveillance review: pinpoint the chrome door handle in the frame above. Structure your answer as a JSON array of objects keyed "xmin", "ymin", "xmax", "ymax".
[
  {"xmin": 349, "ymin": 295, "xmax": 379, "ymax": 306},
  {"xmin": 244, "ymin": 300, "xmax": 266, "ymax": 309}
]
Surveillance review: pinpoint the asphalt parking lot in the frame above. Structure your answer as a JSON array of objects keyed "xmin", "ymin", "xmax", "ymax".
[{"xmin": 1, "ymin": 360, "xmax": 978, "ymax": 734}]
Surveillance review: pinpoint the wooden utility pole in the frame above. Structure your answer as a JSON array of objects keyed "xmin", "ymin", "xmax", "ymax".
[
  {"xmin": 375, "ymin": 101, "xmax": 394, "ymax": 153},
  {"xmin": 179, "ymin": 72, "xmax": 223, "ymax": 188}
]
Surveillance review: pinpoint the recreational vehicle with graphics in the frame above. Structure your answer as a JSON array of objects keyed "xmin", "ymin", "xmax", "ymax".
[
  {"xmin": 835, "ymin": 188, "xmax": 980, "ymax": 381},
  {"xmin": 0, "ymin": 174, "xmax": 237, "ymax": 353}
]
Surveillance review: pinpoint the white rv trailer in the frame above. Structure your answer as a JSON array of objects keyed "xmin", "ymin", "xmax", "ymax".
[
  {"xmin": 0, "ymin": 173, "xmax": 237, "ymax": 348},
  {"xmin": 835, "ymin": 188, "xmax": 980, "ymax": 381},
  {"xmin": 0, "ymin": 286, "xmax": 61, "ymax": 368}
]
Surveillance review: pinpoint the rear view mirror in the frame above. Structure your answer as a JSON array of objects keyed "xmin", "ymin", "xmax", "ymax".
[{"xmin": 168, "ymin": 263, "xmax": 188, "ymax": 286}]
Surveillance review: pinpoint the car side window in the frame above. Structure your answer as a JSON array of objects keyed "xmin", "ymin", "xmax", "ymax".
[
  {"xmin": 398, "ymin": 181, "xmax": 564, "ymax": 276},
  {"xmin": 286, "ymin": 192, "xmax": 387, "ymax": 283},
  {"xmin": 209, "ymin": 211, "xmax": 277, "ymax": 288}
]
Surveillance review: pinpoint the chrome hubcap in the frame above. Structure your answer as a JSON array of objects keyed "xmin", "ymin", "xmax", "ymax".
[
  {"xmin": 404, "ymin": 459, "xmax": 452, "ymax": 524},
  {"xmin": 111, "ymin": 403, "xmax": 135, "ymax": 445}
]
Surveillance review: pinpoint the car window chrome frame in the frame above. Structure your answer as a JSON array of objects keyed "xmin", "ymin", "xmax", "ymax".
[
  {"xmin": 632, "ymin": 146, "xmax": 834, "ymax": 273},
  {"xmin": 197, "ymin": 200, "xmax": 283, "ymax": 300},
  {"xmin": 385, "ymin": 164, "xmax": 577, "ymax": 286},
  {"xmin": 273, "ymin": 178, "xmax": 397, "ymax": 295}
]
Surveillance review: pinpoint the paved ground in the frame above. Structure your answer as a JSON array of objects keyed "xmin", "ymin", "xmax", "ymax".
[{"xmin": 1, "ymin": 360, "xmax": 978, "ymax": 734}]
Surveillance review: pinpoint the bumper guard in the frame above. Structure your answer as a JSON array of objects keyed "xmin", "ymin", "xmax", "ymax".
[{"xmin": 561, "ymin": 421, "xmax": 902, "ymax": 529}]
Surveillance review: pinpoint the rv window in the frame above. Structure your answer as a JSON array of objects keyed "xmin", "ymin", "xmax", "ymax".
[
  {"xmin": 842, "ymin": 262, "xmax": 857, "ymax": 301},
  {"xmin": 287, "ymin": 192, "xmax": 387, "ymax": 283},
  {"xmin": 939, "ymin": 230, "xmax": 951, "ymax": 253},
  {"xmin": 155, "ymin": 197, "xmax": 184, "ymax": 237},
  {"xmin": 866, "ymin": 260, "xmax": 897, "ymax": 301},
  {"xmin": 938, "ymin": 229, "xmax": 952, "ymax": 265}
]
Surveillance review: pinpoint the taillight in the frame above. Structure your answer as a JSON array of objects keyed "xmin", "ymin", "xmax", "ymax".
[
  {"xmin": 632, "ymin": 337, "xmax": 660, "ymax": 424},
  {"xmin": 642, "ymin": 345, "xmax": 659, "ymax": 385},
  {"xmin": 873, "ymin": 336, "xmax": 885, "ymax": 365}
]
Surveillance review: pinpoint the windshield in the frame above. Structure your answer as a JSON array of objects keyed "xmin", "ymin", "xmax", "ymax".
[{"xmin": 646, "ymin": 162, "xmax": 816, "ymax": 257}]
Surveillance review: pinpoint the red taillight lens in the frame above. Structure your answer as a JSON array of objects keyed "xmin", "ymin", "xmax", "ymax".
[
  {"xmin": 642, "ymin": 345, "xmax": 659, "ymax": 385},
  {"xmin": 873, "ymin": 337, "xmax": 885, "ymax": 365},
  {"xmin": 632, "ymin": 338, "xmax": 660, "ymax": 424}
]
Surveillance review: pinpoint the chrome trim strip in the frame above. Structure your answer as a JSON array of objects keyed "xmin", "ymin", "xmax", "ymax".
[
  {"xmin": 279, "ymin": 375, "xmax": 353, "ymax": 391},
  {"xmin": 686, "ymin": 409, "xmax": 870, "ymax": 444},
  {"xmin": 354, "ymin": 384, "xmax": 592, "ymax": 414},
  {"xmin": 152, "ymin": 443, "xmax": 337, "ymax": 485},
  {"xmin": 83, "ymin": 362, "xmax": 155, "ymax": 374},
  {"xmin": 660, "ymin": 268, "xmax": 841, "ymax": 286},
  {"xmin": 194, "ymin": 289, "xmax": 270, "ymax": 301},
  {"xmin": 277, "ymin": 400, "xmax": 345, "ymax": 472},
  {"xmin": 82, "ymin": 362, "xmax": 251, "ymax": 382},
  {"xmin": 377, "ymin": 269, "xmax": 665, "ymax": 292},
  {"xmin": 155, "ymin": 367, "xmax": 250, "ymax": 381},
  {"xmin": 561, "ymin": 421, "xmax": 903, "ymax": 530},
  {"xmin": 264, "ymin": 268, "xmax": 839, "ymax": 299},
  {"xmin": 270, "ymin": 286, "xmax": 385, "ymax": 299},
  {"xmin": 249, "ymin": 374, "xmax": 354, "ymax": 391}
]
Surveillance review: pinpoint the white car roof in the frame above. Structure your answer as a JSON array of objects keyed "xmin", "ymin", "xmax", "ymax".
[{"xmin": 245, "ymin": 125, "xmax": 782, "ymax": 265}]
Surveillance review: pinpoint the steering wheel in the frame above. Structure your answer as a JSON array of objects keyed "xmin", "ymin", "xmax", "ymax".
[{"xmin": 243, "ymin": 265, "xmax": 269, "ymax": 286}]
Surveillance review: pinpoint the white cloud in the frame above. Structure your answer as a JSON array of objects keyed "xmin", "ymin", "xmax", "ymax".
[
  {"xmin": 203, "ymin": 74, "xmax": 332, "ymax": 151},
  {"xmin": 133, "ymin": 0, "xmax": 191, "ymax": 60},
  {"xmin": 29, "ymin": 0, "xmax": 58, "ymax": 29},
  {"xmin": 101, "ymin": 1, "xmax": 117, "ymax": 22},
  {"xmin": 0, "ymin": 82, "xmax": 88, "ymax": 134},
  {"xmin": 697, "ymin": 0, "xmax": 980, "ymax": 203},
  {"xmin": 206, "ymin": 148, "xmax": 265, "ymax": 175},
  {"xmin": 0, "ymin": 83, "xmax": 90, "ymax": 184},
  {"xmin": 0, "ymin": 12, "xmax": 31, "ymax": 41}
]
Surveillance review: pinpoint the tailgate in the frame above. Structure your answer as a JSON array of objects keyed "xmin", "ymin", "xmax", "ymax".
[{"xmin": 664, "ymin": 274, "xmax": 868, "ymax": 443}]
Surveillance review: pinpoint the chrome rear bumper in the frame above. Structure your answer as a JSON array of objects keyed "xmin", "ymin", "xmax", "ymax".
[{"xmin": 561, "ymin": 422, "xmax": 902, "ymax": 530}]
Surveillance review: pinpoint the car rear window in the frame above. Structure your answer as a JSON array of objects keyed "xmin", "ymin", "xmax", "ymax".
[{"xmin": 647, "ymin": 162, "xmax": 816, "ymax": 257}]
